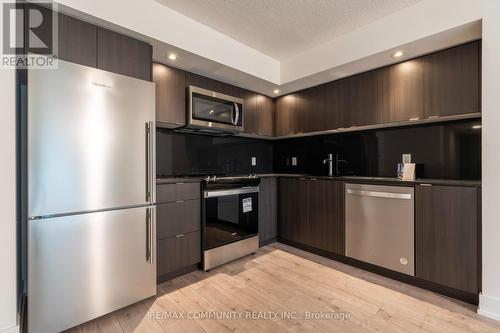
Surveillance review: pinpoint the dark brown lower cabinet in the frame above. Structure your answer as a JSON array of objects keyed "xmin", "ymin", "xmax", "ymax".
[
  {"xmin": 278, "ymin": 178, "xmax": 344, "ymax": 255},
  {"xmin": 415, "ymin": 184, "xmax": 479, "ymax": 294},
  {"xmin": 157, "ymin": 231, "xmax": 201, "ymax": 281},
  {"xmin": 307, "ymin": 179, "xmax": 344, "ymax": 255},
  {"xmin": 278, "ymin": 178, "xmax": 310, "ymax": 245},
  {"xmin": 156, "ymin": 182, "xmax": 201, "ymax": 282},
  {"xmin": 157, "ymin": 200, "xmax": 200, "ymax": 239},
  {"xmin": 258, "ymin": 177, "xmax": 277, "ymax": 245}
]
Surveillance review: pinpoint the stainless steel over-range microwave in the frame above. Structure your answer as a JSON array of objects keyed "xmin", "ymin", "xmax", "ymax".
[{"xmin": 186, "ymin": 85, "xmax": 244, "ymax": 134}]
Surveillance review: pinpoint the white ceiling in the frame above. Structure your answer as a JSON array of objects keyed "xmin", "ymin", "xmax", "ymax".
[{"xmin": 156, "ymin": 0, "xmax": 424, "ymax": 60}]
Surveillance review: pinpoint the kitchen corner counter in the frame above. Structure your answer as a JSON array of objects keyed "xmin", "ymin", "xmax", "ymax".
[{"xmin": 156, "ymin": 174, "xmax": 481, "ymax": 187}]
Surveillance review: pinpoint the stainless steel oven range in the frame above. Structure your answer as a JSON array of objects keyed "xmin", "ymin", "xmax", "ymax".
[{"xmin": 202, "ymin": 176, "xmax": 259, "ymax": 270}]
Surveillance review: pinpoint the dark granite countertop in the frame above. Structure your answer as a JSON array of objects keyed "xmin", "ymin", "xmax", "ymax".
[
  {"xmin": 157, "ymin": 174, "xmax": 481, "ymax": 187},
  {"xmin": 258, "ymin": 174, "xmax": 481, "ymax": 187}
]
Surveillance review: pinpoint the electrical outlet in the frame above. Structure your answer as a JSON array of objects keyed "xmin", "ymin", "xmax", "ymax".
[
  {"xmin": 292, "ymin": 157, "xmax": 297, "ymax": 166},
  {"xmin": 402, "ymin": 154, "xmax": 412, "ymax": 163},
  {"xmin": 251, "ymin": 157, "xmax": 257, "ymax": 166}
]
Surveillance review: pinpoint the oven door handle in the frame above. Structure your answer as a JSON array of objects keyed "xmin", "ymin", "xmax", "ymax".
[{"xmin": 204, "ymin": 186, "xmax": 259, "ymax": 198}]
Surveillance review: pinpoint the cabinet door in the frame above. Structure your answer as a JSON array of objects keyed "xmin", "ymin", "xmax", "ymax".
[
  {"xmin": 157, "ymin": 231, "xmax": 201, "ymax": 278},
  {"xmin": 58, "ymin": 14, "xmax": 97, "ymax": 67},
  {"xmin": 97, "ymin": 28, "xmax": 152, "ymax": 81},
  {"xmin": 343, "ymin": 70, "xmax": 384, "ymax": 127},
  {"xmin": 157, "ymin": 200, "xmax": 200, "ymax": 239},
  {"xmin": 294, "ymin": 88, "xmax": 313, "ymax": 134},
  {"xmin": 153, "ymin": 63, "xmax": 186, "ymax": 126},
  {"xmin": 307, "ymin": 180, "xmax": 344, "ymax": 255},
  {"xmin": 278, "ymin": 178, "xmax": 309, "ymax": 244},
  {"xmin": 242, "ymin": 90, "xmax": 258, "ymax": 135},
  {"xmin": 382, "ymin": 59, "xmax": 424, "ymax": 123},
  {"xmin": 295, "ymin": 86, "xmax": 330, "ymax": 133},
  {"xmin": 423, "ymin": 41, "xmax": 480, "ymax": 118},
  {"xmin": 255, "ymin": 94, "xmax": 275, "ymax": 136},
  {"xmin": 323, "ymin": 81, "xmax": 345, "ymax": 130},
  {"xmin": 415, "ymin": 185, "xmax": 479, "ymax": 293},
  {"xmin": 259, "ymin": 177, "xmax": 277, "ymax": 245},
  {"xmin": 275, "ymin": 94, "xmax": 297, "ymax": 136}
]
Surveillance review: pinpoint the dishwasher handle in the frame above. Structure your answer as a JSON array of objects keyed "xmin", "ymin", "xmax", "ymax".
[{"xmin": 347, "ymin": 189, "xmax": 412, "ymax": 200}]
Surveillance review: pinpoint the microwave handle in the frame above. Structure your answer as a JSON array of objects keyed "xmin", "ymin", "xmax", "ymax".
[{"xmin": 233, "ymin": 103, "xmax": 240, "ymax": 126}]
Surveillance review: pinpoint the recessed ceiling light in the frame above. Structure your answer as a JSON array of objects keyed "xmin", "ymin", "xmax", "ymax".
[
  {"xmin": 392, "ymin": 51, "xmax": 404, "ymax": 58},
  {"xmin": 168, "ymin": 53, "xmax": 177, "ymax": 60},
  {"xmin": 273, "ymin": 89, "xmax": 280, "ymax": 94},
  {"xmin": 472, "ymin": 125, "xmax": 482, "ymax": 129}
]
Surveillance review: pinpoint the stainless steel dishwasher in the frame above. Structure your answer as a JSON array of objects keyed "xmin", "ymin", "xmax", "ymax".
[{"xmin": 345, "ymin": 183, "xmax": 415, "ymax": 275}]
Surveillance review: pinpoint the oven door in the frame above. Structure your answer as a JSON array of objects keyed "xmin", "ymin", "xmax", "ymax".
[
  {"xmin": 203, "ymin": 187, "xmax": 258, "ymax": 250},
  {"xmin": 188, "ymin": 86, "xmax": 243, "ymax": 132}
]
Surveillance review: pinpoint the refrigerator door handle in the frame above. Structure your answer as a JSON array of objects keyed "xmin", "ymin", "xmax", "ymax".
[
  {"xmin": 145, "ymin": 122, "xmax": 153, "ymax": 203},
  {"xmin": 146, "ymin": 208, "xmax": 152, "ymax": 263}
]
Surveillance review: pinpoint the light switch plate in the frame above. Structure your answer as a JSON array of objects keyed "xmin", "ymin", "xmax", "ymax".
[
  {"xmin": 402, "ymin": 154, "xmax": 412, "ymax": 164},
  {"xmin": 251, "ymin": 157, "xmax": 257, "ymax": 166},
  {"xmin": 292, "ymin": 157, "xmax": 297, "ymax": 166}
]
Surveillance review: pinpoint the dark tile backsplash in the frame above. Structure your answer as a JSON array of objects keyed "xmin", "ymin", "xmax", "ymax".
[
  {"xmin": 157, "ymin": 119, "xmax": 481, "ymax": 180},
  {"xmin": 274, "ymin": 119, "xmax": 482, "ymax": 180},
  {"xmin": 156, "ymin": 129, "xmax": 274, "ymax": 177}
]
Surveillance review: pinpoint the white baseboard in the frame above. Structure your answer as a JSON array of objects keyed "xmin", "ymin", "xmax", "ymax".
[
  {"xmin": 0, "ymin": 325, "xmax": 19, "ymax": 333},
  {"xmin": 478, "ymin": 293, "xmax": 500, "ymax": 322}
]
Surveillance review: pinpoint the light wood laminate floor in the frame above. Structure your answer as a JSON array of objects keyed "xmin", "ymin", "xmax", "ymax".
[{"xmin": 64, "ymin": 243, "xmax": 500, "ymax": 333}]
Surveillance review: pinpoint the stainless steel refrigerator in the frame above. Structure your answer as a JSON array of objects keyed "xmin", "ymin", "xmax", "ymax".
[{"xmin": 27, "ymin": 59, "xmax": 156, "ymax": 333}]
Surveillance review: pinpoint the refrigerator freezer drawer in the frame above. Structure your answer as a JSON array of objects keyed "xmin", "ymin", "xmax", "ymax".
[
  {"xmin": 345, "ymin": 183, "xmax": 415, "ymax": 276},
  {"xmin": 28, "ymin": 206, "xmax": 156, "ymax": 333}
]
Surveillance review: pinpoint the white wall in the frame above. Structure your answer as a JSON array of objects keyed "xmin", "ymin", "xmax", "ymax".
[
  {"xmin": 478, "ymin": 0, "xmax": 500, "ymax": 321},
  {"xmin": 0, "ymin": 67, "xmax": 18, "ymax": 332}
]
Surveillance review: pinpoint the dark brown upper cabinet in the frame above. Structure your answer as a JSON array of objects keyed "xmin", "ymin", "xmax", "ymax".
[
  {"xmin": 185, "ymin": 72, "xmax": 242, "ymax": 98},
  {"xmin": 57, "ymin": 14, "xmax": 97, "ymax": 68},
  {"xmin": 343, "ymin": 70, "xmax": 384, "ymax": 127},
  {"xmin": 256, "ymin": 94, "xmax": 275, "ymax": 136},
  {"xmin": 323, "ymin": 81, "xmax": 346, "ymax": 130},
  {"xmin": 243, "ymin": 91, "xmax": 275, "ymax": 137},
  {"xmin": 274, "ymin": 41, "xmax": 480, "ymax": 137},
  {"xmin": 153, "ymin": 63, "xmax": 186, "ymax": 127},
  {"xmin": 242, "ymin": 90, "xmax": 258, "ymax": 134},
  {"xmin": 415, "ymin": 184, "xmax": 479, "ymax": 294},
  {"xmin": 381, "ymin": 59, "xmax": 425, "ymax": 123},
  {"xmin": 97, "ymin": 28, "xmax": 152, "ymax": 81},
  {"xmin": 275, "ymin": 94, "xmax": 298, "ymax": 136},
  {"xmin": 423, "ymin": 41, "xmax": 480, "ymax": 118},
  {"xmin": 295, "ymin": 87, "xmax": 317, "ymax": 134}
]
